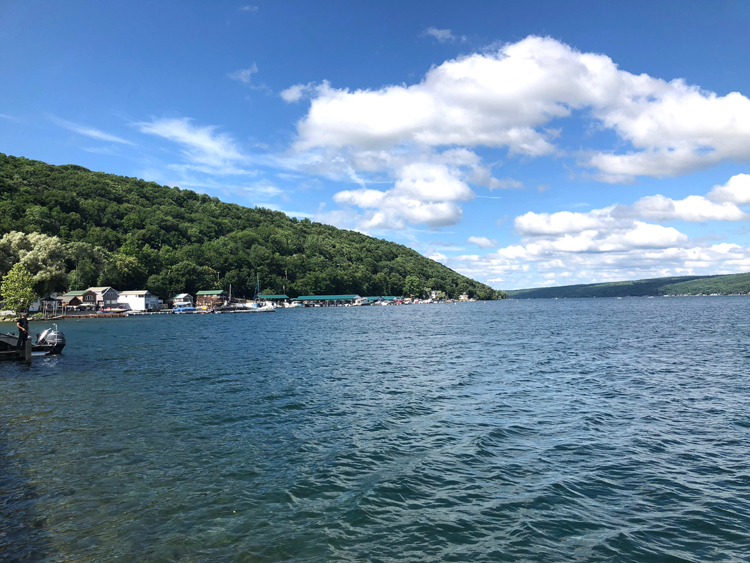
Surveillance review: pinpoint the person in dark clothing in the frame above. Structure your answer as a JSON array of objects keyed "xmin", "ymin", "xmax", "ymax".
[{"xmin": 16, "ymin": 314, "xmax": 29, "ymax": 350}]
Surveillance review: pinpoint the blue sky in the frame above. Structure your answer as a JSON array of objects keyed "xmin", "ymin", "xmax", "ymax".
[{"xmin": 3, "ymin": 0, "xmax": 750, "ymax": 289}]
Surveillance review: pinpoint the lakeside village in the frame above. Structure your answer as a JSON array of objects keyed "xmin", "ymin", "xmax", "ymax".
[{"xmin": 0, "ymin": 286, "xmax": 479, "ymax": 321}]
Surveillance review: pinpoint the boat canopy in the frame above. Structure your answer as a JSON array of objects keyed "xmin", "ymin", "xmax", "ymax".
[{"xmin": 294, "ymin": 295, "xmax": 361, "ymax": 301}]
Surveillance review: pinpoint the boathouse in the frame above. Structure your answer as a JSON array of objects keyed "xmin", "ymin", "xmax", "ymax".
[
  {"xmin": 293, "ymin": 294, "xmax": 361, "ymax": 306},
  {"xmin": 196, "ymin": 289, "xmax": 227, "ymax": 308}
]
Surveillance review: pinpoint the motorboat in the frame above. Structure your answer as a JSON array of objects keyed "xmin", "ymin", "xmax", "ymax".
[
  {"xmin": 216, "ymin": 302, "xmax": 275, "ymax": 313},
  {"xmin": 173, "ymin": 306, "xmax": 199, "ymax": 314},
  {"xmin": 0, "ymin": 324, "xmax": 66, "ymax": 356}
]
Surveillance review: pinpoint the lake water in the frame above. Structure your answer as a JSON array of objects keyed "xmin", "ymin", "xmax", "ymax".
[{"xmin": 1, "ymin": 298, "xmax": 749, "ymax": 562}]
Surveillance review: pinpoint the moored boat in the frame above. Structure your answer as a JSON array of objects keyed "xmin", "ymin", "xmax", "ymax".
[{"xmin": 0, "ymin": 324, "xmax": 66, "ymax": 356}]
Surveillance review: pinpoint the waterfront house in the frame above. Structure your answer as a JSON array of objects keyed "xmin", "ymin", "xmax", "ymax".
[
  {"xmin": 172, "ymin": 293, "xmax": 194, "ymax": 308},
  {"xmin": 88, "ymin": 286, "xmax": 120, "ymax": 308},
  {"xmin": 61, "ymin": 289, "xmax": 97, "ymax": 308},
  {"xmin": 118, "ymin": 290, "xmax": 161, "ymax": 311},
  {"xmin": 196, "ymin": 289, "xmax": 227, "ymax": 308}
]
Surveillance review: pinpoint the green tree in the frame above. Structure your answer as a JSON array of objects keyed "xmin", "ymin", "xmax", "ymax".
[
  {"xmin": 0, "ymin": 153, "xmax": 504, "ymax": 300},
  {"xmin": 99, "ymin": 253, "xmax": 148, "ymax": 289},
  {"xmin": 0, "ymin": 231, "xmax": 68, "ymax": 295},
  {"xmin": 146, "ymin": 261, "xmax": 218, "ymax": 299},
  {"xmin": 404, "ymin": 275, "xmax": 422, "ymax": 297},
  {"xmin": 1, "ymin": 263, "xmax": 35, "ymax": 312}
]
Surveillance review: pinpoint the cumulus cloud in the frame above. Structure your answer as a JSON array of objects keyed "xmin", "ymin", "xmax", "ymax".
[
  {"xmin": 467, "ymin": 236, "xmax": 498, "ymax": 248},
  {"xmin": 625, "ymin": 194, "xmax": 748, "ymax": 222},
  {"xmin": 515, "ymin": 209, "xmax": 613, "ymax": 236},
  {"xmin": 516, "ymin": 181, "xmax": 749, "ymax": 237},
  {"xmin": 428, "ymin": 252, "xmax": 448, "ymax": 263},
  {"xmin": 448, "ymin": 236, "xmax": 750, "ymax": 291},
  {"xmin": 332, "ymin": 162, "xmax": 473, "ymax": 230},
  {"xmin": 228, "ymin": 63, "xmax": 259, "ymax": 84},
  {"xmin": 280, "ymin": 83, "xmax": 316, "ymax": 103},
  {"xmin": 449, "ymin": 174, "xmax": 750, "ymax": 289},
  {"xmin": 287, "ymin": 35, "xmax": 750, "ymax": 187},
  {"xmin": 708, "ymin": 174, "xmax": 750, "ymax": 204}
]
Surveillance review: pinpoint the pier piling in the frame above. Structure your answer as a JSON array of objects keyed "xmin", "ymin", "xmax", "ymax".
[{"xmin": 25, "ymin": 339, "xmax": 31, "ymax": 364}]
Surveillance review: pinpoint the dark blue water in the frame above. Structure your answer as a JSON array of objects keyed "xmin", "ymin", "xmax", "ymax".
[{"xmin": 2, "ymin": 298, "xmax": 750, "ymax": 562}]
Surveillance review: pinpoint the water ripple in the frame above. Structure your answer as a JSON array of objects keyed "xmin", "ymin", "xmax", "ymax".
[{"xmin": 2, "ymin": 297, "xmax": 750, "ymax": 561}]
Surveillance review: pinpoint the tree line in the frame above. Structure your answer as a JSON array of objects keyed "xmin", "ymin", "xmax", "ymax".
[{"xmin": 0, "ymin": 153, "xmax": 506, "ymax": 304}]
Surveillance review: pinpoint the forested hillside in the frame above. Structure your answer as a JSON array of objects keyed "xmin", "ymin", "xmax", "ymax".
[
  {"xmin": 509, "ymin": 272, "xmax": 750, "ymax": 299},
  {"xmin": 0, "ymin": 153, "xmax": 502, "ymax": 299}
]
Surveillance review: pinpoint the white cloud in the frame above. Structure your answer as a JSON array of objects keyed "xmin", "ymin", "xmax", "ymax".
[
  {"xmin": 449, "ymin": 237, "xmax": 750, "ymax": 290},
  {"xmin": 708, "ymin": 174, "xmax": 750, "ymax": 204},
  {"xmin": 421, "ymin": 27, "xmax": 457, "ymax": 43},
  {"xmin": 448, "ymin": 174, "xmax": 750, "ymax": 289},
  {"xmin": 280, "ymin": 83, "xmax": 316, "ymax": 103},
  {"xmin": 467, "ymin": 236, "xmax": 498, "ymax": 248},
  {"xmin": 136, "ymin": 117, "xmax": 247, "ymax": 174},
  {"xmin": 239, "ymin": 5, "xmax": 258, "ymax": 11},
  {"xmin": 51, "ymin": 116, "xmax": 133, "ymax": 145},
  {"xmin": 515, "ymin": 208, "xmax": 614, "ymax": 236},
  {"xmin": 428, "ymin": 252, "xmax": 448, "ymax": 263},
  {"xmin": 516, "ymin": 181, "xmax": 750, "ymax": 238},
  {"xmin": 330, "ymin": 161, "xmax": 474, "ymax": 230},
  {"xmin": 468, "ymin": 166, "xmax": 523, "ymax": 190},
  {"xmin": 626, "ymin": 194, "xmax": 748, "ymax": 222},
  {"xmin": 228, "ymin": 63, "xmax": 258, "ymax": 84},
  {"xmin": 288, "ymin": 35, "xmax": 750, "ymax": 184}
]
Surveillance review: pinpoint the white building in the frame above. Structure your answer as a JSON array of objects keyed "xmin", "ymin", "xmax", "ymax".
[
  {"xmin": 117, "ymin": 290, "xmax": 161, "ymax": 311},
  {"xmin": 173, "ymin": 293, "xmax": 194, "ymax": 308}
]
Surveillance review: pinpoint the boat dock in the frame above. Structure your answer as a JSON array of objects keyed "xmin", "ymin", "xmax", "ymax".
[{"xmin": 0, "ymin": 338, "xmax": 32, "ymax": 364}]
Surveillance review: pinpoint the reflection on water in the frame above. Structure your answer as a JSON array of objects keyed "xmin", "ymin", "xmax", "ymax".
[{"xmin": 2, "ymin": 298, "xmax": 750, "ymax": 561}]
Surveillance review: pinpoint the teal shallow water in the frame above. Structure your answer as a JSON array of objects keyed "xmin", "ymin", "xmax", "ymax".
[{"xmin": 1, "ymin": 298, "xmax": 750, "ymax": 562}]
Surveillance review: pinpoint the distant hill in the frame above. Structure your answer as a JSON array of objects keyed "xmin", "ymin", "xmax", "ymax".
[
  {"xmin": 0, "ymin": 153, "xmax": 501, "ymax": 300},
  {"xmin": 508, "ymin": 272, "xmax": 750, "ymax": 299}
]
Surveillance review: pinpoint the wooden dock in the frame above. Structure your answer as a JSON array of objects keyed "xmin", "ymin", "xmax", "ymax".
[{"xmin": 0, "ymin": 339, "xmax": 32, "ymax": 363}]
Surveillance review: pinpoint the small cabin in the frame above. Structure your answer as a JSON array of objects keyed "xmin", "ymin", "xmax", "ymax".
[{"xmin": 196, "ymin": 290, "xmax": 227, "ymax": 308}]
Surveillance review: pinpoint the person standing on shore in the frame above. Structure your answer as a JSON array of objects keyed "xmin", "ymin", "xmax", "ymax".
[{"xmin": 16, "ymin": 313, "xmax": 29, "ymax": 350}]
